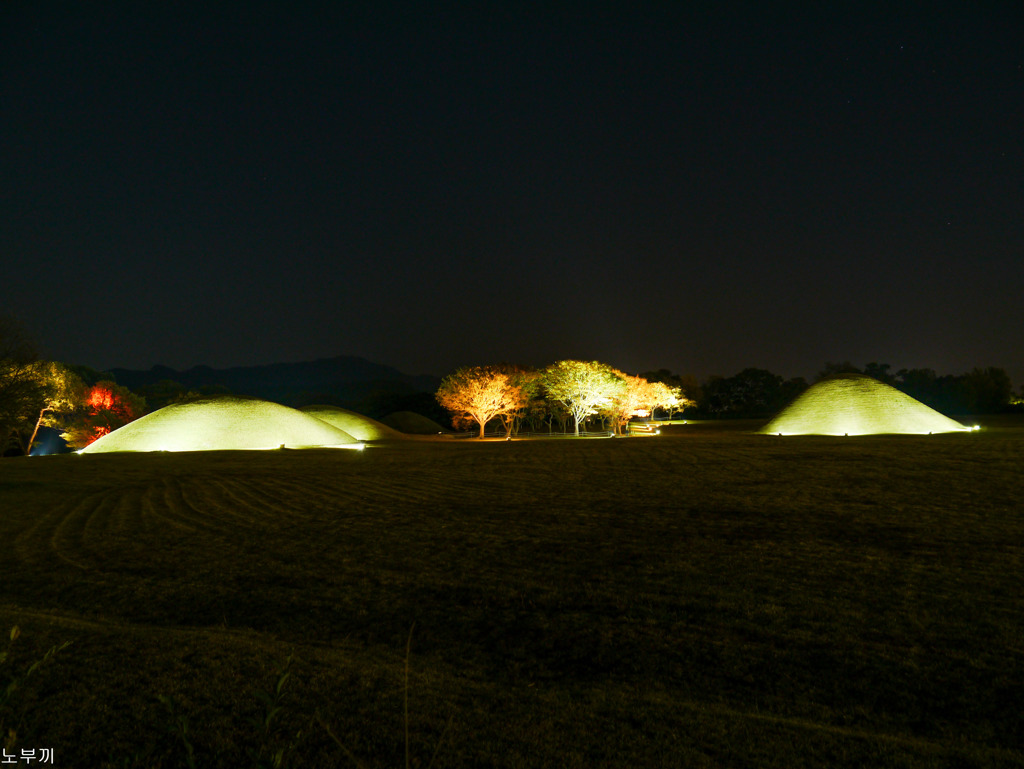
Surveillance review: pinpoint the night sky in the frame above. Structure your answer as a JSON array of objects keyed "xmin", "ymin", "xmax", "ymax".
[{"xmin": 2, "ymin": 4, "xmax": 1022, "ymax": 385}]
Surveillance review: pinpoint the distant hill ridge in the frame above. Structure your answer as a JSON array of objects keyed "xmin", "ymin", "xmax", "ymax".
[{"xmin": 108, "ymin": 356, "xmax": 441, "ymax": 414}]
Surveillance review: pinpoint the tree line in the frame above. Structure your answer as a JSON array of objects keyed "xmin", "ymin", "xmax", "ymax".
[
  {"xmin": 2, "ymin": 312, "xmax": 1021, "ymax": 453},
  {"xmin": 437, "ymin": 360, "xmax": 1024, "ymax": 435},
  {"xmin": 699, "ymin": 362, "xmax": 1020, "ymax": 419},
  {"xmin": 436, "ymin": 361, "xmax": 694, "ymax": 438},
  {"xmin": 0, "ymin": 317, "xmax": 143, "ymax": 455},
  {"xmin": 0, "ymin": 316, "xmax": 218, "ymax": 455},
  {"xmin": 814, "ymin": 361, "xmax": 1018, "ymax": 416}
]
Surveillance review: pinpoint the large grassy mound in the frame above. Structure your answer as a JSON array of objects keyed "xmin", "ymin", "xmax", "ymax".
[
  {"xmin": 300, "ymin": 405, "xmax": 405, "ymax": 441},
  {"xmin": 761, "ymin": 374, "xmax": 971, "ymax": 435},
  {"xmin": 81, "ymin": 396, "xmax": 359, "ymax": 453}
]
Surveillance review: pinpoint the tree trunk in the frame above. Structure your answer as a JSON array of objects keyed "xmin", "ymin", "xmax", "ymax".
[
  {"xmin": 26, "ymin": 408, "xmax": 49, "ymax": 456},
  {"xmin": 478, "ymin": 419, "xmax": 486, "ymax": 438}
]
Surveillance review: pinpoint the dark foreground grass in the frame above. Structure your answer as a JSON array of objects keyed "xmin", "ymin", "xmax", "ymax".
[{"xmin": 1, "ymin": 420, "xmax": 1023, "ymax": 767}]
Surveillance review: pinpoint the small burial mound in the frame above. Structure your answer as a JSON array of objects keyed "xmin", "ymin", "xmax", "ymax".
[
  {"xmin": 380, "ymin": 410, "xmax": 449, "ymax": 435},
  {"xmin": 760, "ymin": 374, "xmax": 971, "ymax": 436},
  {"xmin": 81, "ymin": 396, "xmax": 360, "ymax": 453},
  {"xmin": 300, "ymin": 405, "xmax": 405, "ymax": 441}
]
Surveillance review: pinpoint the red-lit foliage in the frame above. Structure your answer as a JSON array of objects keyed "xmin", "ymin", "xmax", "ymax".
[
  {"xmin": 85, "ymin": 384, "xmax": 134, "ymax": 418},
  {"xmin": 86, "ymin": 425, "xmax": 111, "ymax": 443},
  {"xmin": 62, "ymin": 381, "xmax": 146, "ymax": 448},
  {"xmin": 86, "ymin": 386, "xmax": 116, "ymax": 411}
]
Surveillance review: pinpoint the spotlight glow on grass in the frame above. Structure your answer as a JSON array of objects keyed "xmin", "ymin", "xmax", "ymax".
[{"xmin": 761, "ymin": 374, "xmax": 972, "ymax": 436}]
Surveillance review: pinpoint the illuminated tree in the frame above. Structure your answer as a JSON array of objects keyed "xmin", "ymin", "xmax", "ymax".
[
  {"xmin": 494, "ymin": 367, "xmax": 541, "ymax": 438},
  {"xmin": 600, "ymin": 374, "xmax": 693, "ymax": 434},
  {"xmin": 644, "ymin": 380, "xmax": 692, "ymax": 421},
  {"xmin": 61, "ymin": 381, "xmax": 146, "ymax": 449},
  {"xmin": 602, "ymin": 372, "xmax": 650, "ymax": 435},
  {"xmin": 543, "ymin": 360, "xmax": 626, "ymax": 436},
  {"xmin": 641, "ymin": 369, "xmax": 701, "ymax": 417},
  {"xmin": 436, "ymin": 367, "xmax": 529, "ymax": 438},
  {"xmin": 0, "ymin": 315, "xmax": 45, "ymax": 455},
  {"xmin": 25, "ymin": 362, "xmax": 86, "ymax": 455}
]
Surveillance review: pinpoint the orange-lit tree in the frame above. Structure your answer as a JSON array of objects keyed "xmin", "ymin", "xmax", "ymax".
[
  {"xmin": 603, "ymin": 372, "xmax": 652, "ymax": 435},
  {"xmin": 436, "ymin": 367, "xmax": 529, "ymax": 438},
  {"xmin": 602, "ymin": 375, "xmax": 695, "ymax": 434},
  {"xmin": 543, "ymin": 360, "xmax": 626, "ymax": 437},
  {"xmin": 494, "ymin": 367, "xmax": 540, "ymax": 438},
  {"xmin": 61, "ymin": 381, "xmax": 146, "ymax": 449}
]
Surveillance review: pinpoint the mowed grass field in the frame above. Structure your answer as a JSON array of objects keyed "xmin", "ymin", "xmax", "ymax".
[{"xmin": 2, "ymin": 420, "xmax": 1023, "ymax": 768}]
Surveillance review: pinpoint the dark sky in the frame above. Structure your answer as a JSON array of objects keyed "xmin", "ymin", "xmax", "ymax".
[{"xmin": 2, "ymin": 4, "xmax": 1022, "ymax": 385}]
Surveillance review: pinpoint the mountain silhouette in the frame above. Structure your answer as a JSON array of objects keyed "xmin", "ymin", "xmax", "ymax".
[{"xmin": 109, "ymin": 356, "xmax": 441, "ymax": 419}]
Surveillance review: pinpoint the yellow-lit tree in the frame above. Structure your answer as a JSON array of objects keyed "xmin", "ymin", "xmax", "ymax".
[
  {"xmin": 25, "ymin": 362, "xmax": 86, "ymax": 454},
  {"xmin": 436, "ymin": 367, "xmax": 529, "ymax": 438},
  {"xmin": 543, "ymin": 360, "xmax": 626, "ymax": 436},
  {"xmin": 0, "ymin": 315, "xmax": 44, "ymax": 454},
  {"xmin": 644, "ymin": 381, "xmax": 692, "ymax": 421}
]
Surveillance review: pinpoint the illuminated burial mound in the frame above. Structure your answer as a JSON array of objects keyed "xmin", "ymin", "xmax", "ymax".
[
  {"xmin": 761, "ymin": 374, "xmax": 971, "ymax": 436},
  {"xmin": 300, "ymin": 405, "xmax": 405, "ymax": 441},
  {"xmin": 81, "ymin": 396, "xmax": 360, "ymax": 453}
]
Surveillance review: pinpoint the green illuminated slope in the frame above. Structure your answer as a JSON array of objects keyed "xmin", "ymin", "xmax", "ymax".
[
  {"xmin": 81, "ymin": 396, "xmax": 360, "ymax": 453},
  {"xmin": 300, "ymin": 405, "xmax": 405, "ymax": 441},
  {"xmin": 761, "ymin": 374, "xmax": 971, "ymax": 435}
]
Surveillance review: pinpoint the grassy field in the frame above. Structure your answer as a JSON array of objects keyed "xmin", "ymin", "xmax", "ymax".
[{"xmin": 1, "ymin": 419, "xmax": 1023, "ymax": 768}]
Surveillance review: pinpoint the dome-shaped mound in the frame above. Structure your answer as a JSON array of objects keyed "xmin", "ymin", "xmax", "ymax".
[
  {"xmin": 81, "ymin": 396, "xmax": 360, "ymax": 453},
  {"xmin": 380, "ymin": 411, "xmax": 449, "ymax": 435},
  {"xmin": 761, "ymin": 374, "xmax": 971, "ymax": 436},
  {"xmin": 300, "ymin": 405, "xmax": 405, "ymax": 441}
]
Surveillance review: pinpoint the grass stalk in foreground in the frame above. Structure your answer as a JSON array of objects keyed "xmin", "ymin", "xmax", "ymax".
[
  {"xmin": 249, "ymin": 654, "xmax": 309, "ymax": 769},
  {"xmin": 157, "ymin": 694, "xmax": 197, "ymax": 769},
  {"xmin": 320, "ymin": 624, "xmax": 452, "ymax": 769},
  {"xmin": 1, "ymin": 626, "xmax": 71, "ymax": 752}
]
